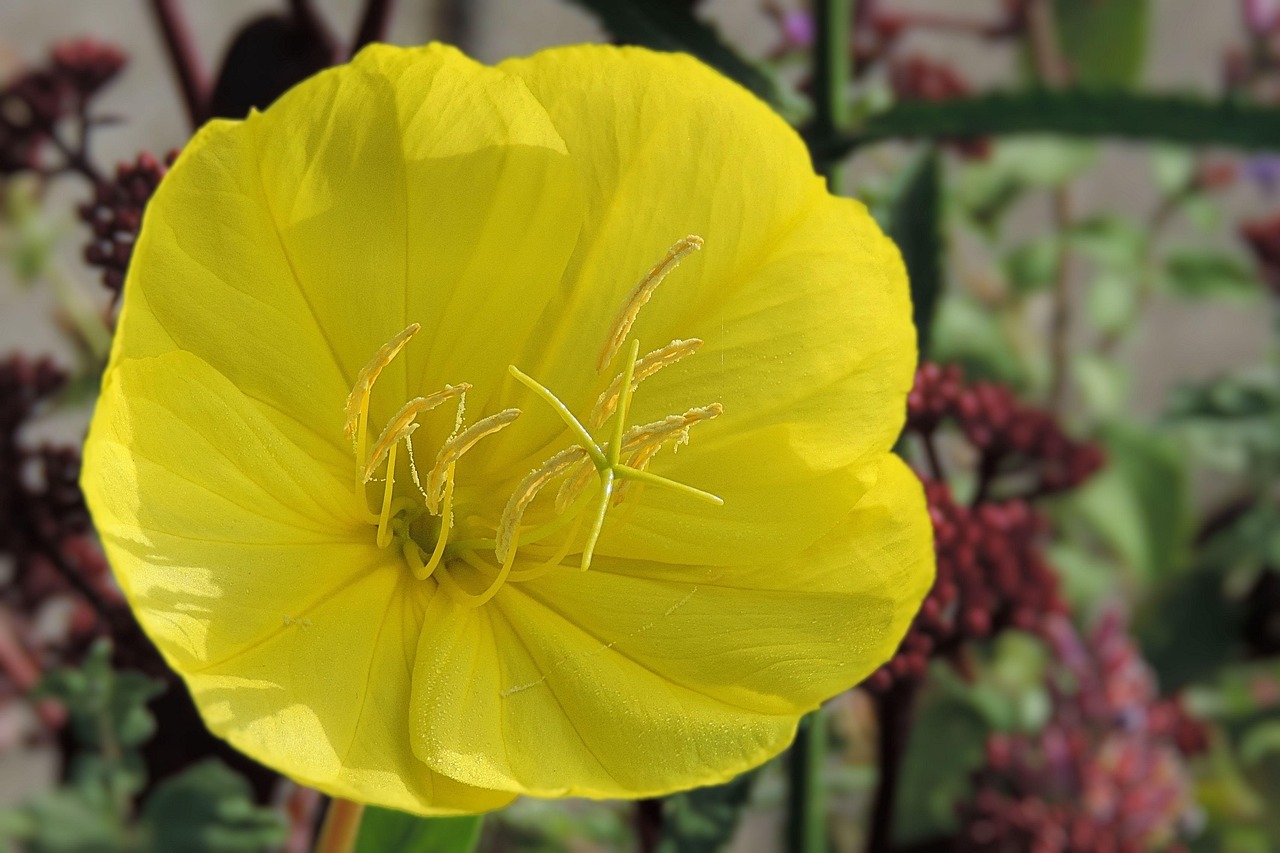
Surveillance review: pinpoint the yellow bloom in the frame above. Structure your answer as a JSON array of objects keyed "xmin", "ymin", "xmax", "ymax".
[{"xmin": 81, "ymin": 43, "xmax": 933, "ymax": 814}]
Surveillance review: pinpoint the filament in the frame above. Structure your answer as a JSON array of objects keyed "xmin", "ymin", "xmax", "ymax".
[{"xmin": 424, "ymin": 408, "xmax": 521, "ymax": 513}]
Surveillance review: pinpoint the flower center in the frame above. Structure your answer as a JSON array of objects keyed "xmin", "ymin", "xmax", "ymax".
[{"xmin": 343, "ymin": 235, "xmax": 723, "ymax": 608}]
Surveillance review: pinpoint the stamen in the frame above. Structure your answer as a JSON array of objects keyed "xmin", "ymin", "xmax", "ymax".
[
  {"xmin": 344, "ymin": 323, "xmax": 420, "ymax": 459},
  {"xmin": 361, "ymin": 386, "xmax": 469, "ymax": 482},
  {"xmin": 449, "ymin": 389, "xmax": 468, "ymax": 441},
  {"xmin": 589, "ymin": 338, "xmax": 703, "ymax": 429},
  {"xmin": 414, "ymin": 463, "xmax": 455, "ymax": 579},
  {"xmin": 404, "ymin": 431, "xmax": 428, "ymax": 502},
  {"xmin": 439, "ymin": 531, "xmax": 521, "ymax": 608},
  {"xmin": 496, "ymin": 445, "xmax": 590, "ymax": 563},
  {"xmin": 597, "ymin": 235, "xmax": 703, "ymax": 373},
  {"xmin": 507, "ymin": 512, "xmax": 585, "ymax": 583},
  {"xmin": 619, "ymin": 404, "xmax": 724, "ymax": 463},
  {"xmin": 375, "ymin": 441, "xmax": 401, "ymax": 548},
  {"xmin": 554, "ymin": 457, "xmax": 596, "ymax": 514},
  {"xmin": 424, "ymin": 408, "xmax": 521, "ymax": 514}
]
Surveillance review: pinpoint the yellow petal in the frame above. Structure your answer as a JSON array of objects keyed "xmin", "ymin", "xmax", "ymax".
[
  {"xmin": 496, "ymin": 46, "xmax": 913, "ymax": 461},
  {"xmin": 187, "ymin": 569, "xmax": 513, "ymax": 815},
  {"xmin": 114, "ymin": 43, "xmax": 582, "ymax": 450},
  {"xmin": 409, "ymin": 454, "xmax": 932, "ymax": 797},
  {"xmin": 83, "ymin": 351, "xmax": 510, "ymax": 813},
  {"xmin": 481, "ymin": 47, "xmax": 914, "ymax": 561},
  {"xmin": 350, "ymin": 44, "xmax": 584, "ymax": 422}
]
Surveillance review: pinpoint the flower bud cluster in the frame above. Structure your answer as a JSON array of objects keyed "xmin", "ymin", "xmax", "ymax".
[
  {"xmin": 1240, "ymin": 211, "xmax": 1280, "ymax": 297},
  {"xmin": 0, "ymin": 356, "xmax": 118, "ymax": 745},
  {"xmin": 79, "ymin": 151, "xmax": 176, "ymax": 294},
  {"xmin": 865, "ymin": 365, "xmax": 1103, "ymax": 694},
  {"xmin": 956, "ymin": 611, "xmax": 1203, "ymax": 853},
  {"xmin": 908, "ymin": 363, "xmax": 1104, "ymax": 497},
  {"xmin": 865, "ymin": 479, "xmax": 1064, "ymax": 692},
  {"xmin": 0, "ymin": 39, "xmax": 125, "ymax": 176}
]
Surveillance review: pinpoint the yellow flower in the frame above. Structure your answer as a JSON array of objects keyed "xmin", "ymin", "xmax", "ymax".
[{"xmin": 81, "ymin": 43, "xmax": 933, "ymax": 814}]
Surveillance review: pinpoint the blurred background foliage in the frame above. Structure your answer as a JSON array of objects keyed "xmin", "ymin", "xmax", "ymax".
[{"xmin": 1, "ymin": 0, "xmax": 1279, "ymax": 851}]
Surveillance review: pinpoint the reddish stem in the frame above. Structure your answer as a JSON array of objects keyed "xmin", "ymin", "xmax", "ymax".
[
  {"xmin": 147, "ymin": 0, "xmax": 209, "ymax": 129},
  {"xmin": 636, "ymin": 798, "xmax": 663, "ymax": 853},
  {"xmin": 0, "ymin": 607, "xmax": 66, "ymax": 730},
  {"xmin": 352, "ymin": 0, "xmax": 395, "ymax": 56},
  {"xmin": 876, "ymin": 10, "xmax": 1019, "ymax": 39},
  {"xmin": 866, "ymin": 679, "xmax": 920, "ymax": 853}
]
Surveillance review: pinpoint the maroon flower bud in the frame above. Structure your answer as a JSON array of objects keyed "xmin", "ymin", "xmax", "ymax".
[
  {"xmin": 77, "ymin": 150, "xmax": 177, "ymax": 296},
  {"xmin": 50, "ymin": 39, "xmax": 127, "ymax": 97}
]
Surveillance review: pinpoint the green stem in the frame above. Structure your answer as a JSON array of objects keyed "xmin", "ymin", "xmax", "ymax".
[
  {"xmin": 812, "ymin": 0, "xmax": 854, "ymax": 184},
  {"xmin": 786, "ymin": 710, "xmax": 828, "ymax": 853}
]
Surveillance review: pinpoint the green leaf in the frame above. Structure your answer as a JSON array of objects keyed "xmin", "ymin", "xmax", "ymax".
[
  {"xmin": 1, "ymin": 177, "xmax": 59, "ymax": 285},
  {"xmin": 564, "ymin": 0, "xmax": 782, "ymax": 106},
  {"xmin": 1162, "ymin": 250, "xmax": 1263, "ymax": 301},
  {"xmin": 1047, "ymin": 540, "xmax": 1121, "ymax": 611},
  {"xmin": 140, "ymin": 761, "xmax": 286, "ymax": 853},
  {"xmin": 1052, "ymin": 0, "xmax": 1150, "ymax": 88},
  {"xmin": 930, "ymin": 296, "xmax": 1028, "ymax": 388},
  {"xmin": 883, "ymin": 148, "xmax": 943, "ymax": 354},
  {"xmin": 817, "ymin": 91, "xmax": 1280, "ymax": 159},
  {"xmin": 1071, "ymin": 353, "xmax": 1131, "ymax": 419},
  {"xmin": 1004, "ymin": 237, "xmax": 1062, "ymax": 295},
  {"xmin": 1198, "ymin": 503, "xmax": 1280, "ymax": 578},
  {"xmin": 0, "ymin": 787, "xmax": 125, "ymax": 853},
  {"xmin": 1184, "ymin": 659, "xmax": 1280, "ymax": 722},
  {"xmin": 1241, "ymin": 721, "xmax": 1280, "ymax": 766},
  {"xmin": 1181, "ymin": 194, "xmax": 1223, "ymax": 230},
  {"xmin": 1085, "ymin": 271, "xmax": 1140, "ymax": 336},
  {"xmin": 1164, "ymin": 369, "xmax": 1280, "ymax": 475},
  {"xmin": 354, "ymin": 807, "xmax": 482, "ymax": 853},
  {"xmin": 1136, "ymin": 563, "xmax": 1243, "ymax": 691},
  {"xmin": 1069, "ymin": 421, "xmax": 1192, "ymax": 581},
  {"xmin": 38, "ymin": 641, "xmax": 166, "ymax": 769},
  {"xmin": 950, "ymin": 138, "xmax": 1095, "ymax": 232},
  {"xmin": 1151, "ymin": 145, "xmax": 1196, "ymax": 193},
  {"xmin": 1069, "ymin": 216, "xmax": 1145, "ymax": 269},
  {"xmin": 659, "ymin": 771, "xmax": 758, "ymax": 853},
  {"xmin": 995, "ymin": 137, "xmax": 1099, "ymax": 188},
  {"xmin": 892, "ymin": 670, "xmax": 991, "ymax": 843}
]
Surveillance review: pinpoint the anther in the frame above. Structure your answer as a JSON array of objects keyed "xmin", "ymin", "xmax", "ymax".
[
  {"xmin": 343, "ymin": 323, "xmax": 420, "ymax": 454},
  {"xmin": 361, "ymin": 386, "xmax": 469, "ymax": 483},
  {"xmin": 597, "ymin": 235, "xmax": 703, "ymax": 373},
  {"xmin": 554, "ymin": 457, "xmax": 596, "ymax": 514},
  {"xmin": 619, "ymin": 403, "xmax": 724, "ymax": 464},
  {"xmin": 496, "ymin": 445, "xmax": 590, "ymax": 563},
  {"xmin": 589, "ymin": 338, "xmax": 704, "ymax": 429},
  {"xmin": 424, "ymin": 408, "xmax": 522, "ymax": 514}
]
